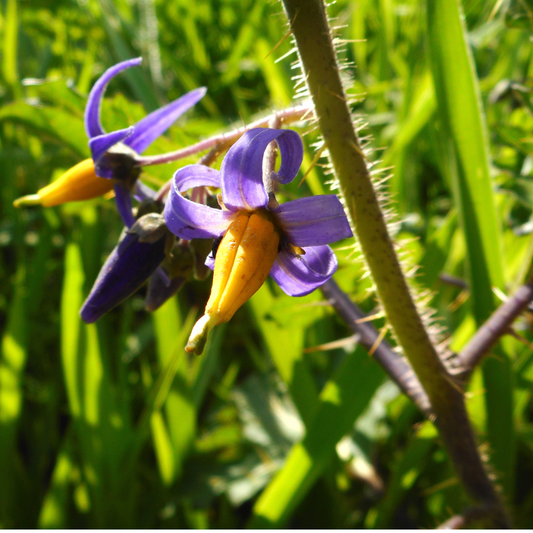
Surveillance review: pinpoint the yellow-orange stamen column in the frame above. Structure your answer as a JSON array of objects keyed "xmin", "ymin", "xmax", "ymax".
[
  {"xmin": 13, "ymin": 159, "xmax": 114, "ymax": 208},
  {"xmin": 186, "ymin": 212, "xmax": 280, "ymax": 354}
]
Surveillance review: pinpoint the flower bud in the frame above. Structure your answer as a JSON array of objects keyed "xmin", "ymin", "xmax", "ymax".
[{"xmin": 80, "ymin": 215, "xmax": 168, "ymax": 323}]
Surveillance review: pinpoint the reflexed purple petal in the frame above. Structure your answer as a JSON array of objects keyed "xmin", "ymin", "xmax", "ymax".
[
  {"xmin": 134, "ymin": 180, "xmax": 157, "ymax": 202},
  {"xmin": 85, "ymin": 58, "xmax": 142, "ymax": 138},
  {"xmin": 125, "ymin": 87, "xmax": 207, "ymax": 154},
  {"xmin": 144, "ymin": 269, "xmax": 185, "ymax": 312},
  {"xmin": 164, "ymin": 191, "xmax": 232, "ymax": 240},
  {"xmin": 164, "ymin": 165, "xmax": 231, "ymax": 240},
  {"xmin": 221, "ymin": 128, "xmax": 303, "ymax": 211},
  {"xmin": 273, "ymin": 195, "xmax": 353, "ymax": 246},
  {"xmin": 269, "ymin": 244, "xmax": 337, "ymax": 296},
  {"xmin": 89, "ymin": 128, "xmax": 134, "ymax": 174},
  {"xmin": 173, "ymin": 164, "xmax": 221, "ymax": 192},
  {"xmin": 80, "ymin": 231, "xmax": 166, "ymax": 323},
  {"xmin": 114, "ymin": 183, "xmax": 136, "ymax": 228}
]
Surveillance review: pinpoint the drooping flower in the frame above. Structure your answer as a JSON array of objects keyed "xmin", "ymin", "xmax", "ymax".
[
  {"xmin": 163, "ymin": 127, "xmax": 353, "ymax": 354},
  {"xmin": 15, "ymin": 57, "xmax": 206, "ymax": 228}
]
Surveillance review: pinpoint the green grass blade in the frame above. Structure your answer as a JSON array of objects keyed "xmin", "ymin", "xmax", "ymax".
[
  {"xmin": 0, "ymin": 262, "xmax": 27, "ymax": 525},
  {"xmin": 38, "ymin": 429, "xmax": 75, "ymax": 528},
  {"xmin": 248, "ymin": 345, "xmax": 384, "ymax": 528},
  {"xmin": 250, "ymin": 285, "xmax": 319, "ymax": 426},
  {"xmin": 427, "ymin": 0, "xmax": 515, "ymax": 497},
  {"xmin": 60, "ymin": 243, "xmax": 85, "ymax": 419},
  {"xmin": 3, "ymin": 0, "xmax": 20, "ymax": 98},
  {"xmin": 365, "ymin": 422, "xmax": 437, "ymax": 528}
]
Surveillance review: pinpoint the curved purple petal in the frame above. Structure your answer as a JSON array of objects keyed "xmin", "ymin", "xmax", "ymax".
[
  {"xmin": 221, "ymin": 128, "xmax": 303, "ymax": 211},
  {"xmin": 125, "ymin": 87, "xmax": 207, "ymax": 154},
  {"xmin": 89, "ymin": 127, "xmax": 134, "ymax": 176},
  {"xmin": 173, "ymin": 164, "xmax": 221, "ymax": 192},
  {"xmin": 273, "ymin": 195, "xmax": 353, "ymax": 247},
  {"xmin": 269, "ymin": 244, "xmax": 338, "ymax": 297},
  {"xmin": 164, "ymin": 165, "xmax": 231, "ymax": 240},
  {"xmin": 85, "ymin": 57, "xmax": 142, "ymax": 139},
  {"xmin": 80, "ymin": 231, "xmax": 166, "ymax": 323},
  {"xmin": 114, "ymin": 183, "xmax": 136, "ymax": 228}
]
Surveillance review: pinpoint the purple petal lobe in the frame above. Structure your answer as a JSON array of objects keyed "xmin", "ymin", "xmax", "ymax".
[
  {"xmin": 273, "ymin": 195, "xmax": 353, "ymax": 246},
  {"xmin": 269, "ymin": 245, "xmax": 338, "ymax": 296},
  {"xmin": 114, "ymin": 183, "xmax": 136, "ymax": 229},
  {"xmin": 204, "ymin": 253, "xmax": 215, "ymax": 271},
  {"xmin": 89, "ymin": 128, "xmax": 134, "ymax": 174},
  {"xmin": 80, "ymin": 231, "xmax": 166, "ymax": 323},
  {"xmin": 221, "ymin": 128, "xmax": 303, "ymax": 211},
  {"xmin": 164, "ymin": 165, "xmax": 231, "ymax": 240},
  {"xmin": 125, "ymin": 87, "xmax": 207, "ymax": 154},
  {"xmin": 173, "ymin": 164, "xmax": 221, "ymax": 192},
  {"xmin": 85, "ymin": 58, "xmax": 142, "ymax": 139}
]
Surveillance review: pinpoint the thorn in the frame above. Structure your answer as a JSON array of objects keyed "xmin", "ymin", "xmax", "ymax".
[
  {"xmin": 298, "ymin": 144, "xmax": 327, "ymax": 187},
  {"xmin": 355, "ymin": 311, "xmax": 385, "ymax": 324},
  {"xmin": 303, "ymin": 334, "xmax": 359, "ymax": 353},
  {"xmin": 265, "ymin": 28, "xmax": 293, "ymax": 59},
  {"xmin": 368, "ymin": 324, "xmax": 389, "ymax": 356}
]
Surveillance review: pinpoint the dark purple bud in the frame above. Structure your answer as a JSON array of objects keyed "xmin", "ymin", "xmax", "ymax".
[
  {"xmin": 80, "ymin": 228, "xmax": 166, "ymax": 323},
  {"xmin": 144, "ymin": 268, "xmax": 185, "ymax": 312}
]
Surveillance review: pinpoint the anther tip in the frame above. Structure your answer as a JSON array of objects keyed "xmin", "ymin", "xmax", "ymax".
[
  {"xmin": 13, "ymin": 194, "xmax": 42, "ymax": 208},
  {"xmin": 185, "ymin": 314, "xmax": 217, "ymax": 355}
]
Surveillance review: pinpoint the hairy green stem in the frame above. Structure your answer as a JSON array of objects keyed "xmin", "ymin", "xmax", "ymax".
[{"xmin": 281, "ymin": 0, "xmax": 508, "ymax": 525}]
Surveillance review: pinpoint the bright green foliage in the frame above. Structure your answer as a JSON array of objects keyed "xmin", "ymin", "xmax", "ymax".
[{"xmin": 1, "ymin": 0, "xmax": 533, "ymax": 528}]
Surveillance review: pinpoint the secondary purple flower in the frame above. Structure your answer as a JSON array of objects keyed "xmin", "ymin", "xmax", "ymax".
[
  {"xmin": 86, "ymin": 57, "xmax": 206, "ymax": 227},
  {"xmin": 163, "ymin": 127, "xmax": 353, "ymax": 353}
]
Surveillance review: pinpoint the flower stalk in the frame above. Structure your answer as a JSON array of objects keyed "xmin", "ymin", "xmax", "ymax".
[{"xmin": 281, "ymin": 0, "xmax": 508, "ymax": 524}]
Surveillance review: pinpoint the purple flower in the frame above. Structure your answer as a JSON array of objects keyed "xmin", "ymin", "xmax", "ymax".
[
  {"xmin": 164, "ymin": 127, "xmax": 352, "ymax": 297},
  {"xmin": 85, "ymin": 57, "xmax": 206, "ymax": 227}
]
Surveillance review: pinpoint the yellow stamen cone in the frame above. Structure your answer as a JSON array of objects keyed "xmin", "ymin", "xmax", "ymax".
[
  {"xmin": 186, "ymin": 212, "xmax": 280, "ymax": 355},
  {"xmin": 13, "ymin": 159, "xmax": 115, "ymax": 208},
  {"xmin": 206, "ymin": 214, "xmax": 249, "ymax": 313}
]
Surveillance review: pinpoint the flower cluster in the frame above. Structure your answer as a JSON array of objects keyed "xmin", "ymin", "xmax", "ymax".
[{"xmin": 15, "ymin": 59, "xmax": 353, "ymax": 353}]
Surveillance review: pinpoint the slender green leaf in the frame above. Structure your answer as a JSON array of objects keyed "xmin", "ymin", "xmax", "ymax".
[
  {"xmin": 427, "ymin": 0, "xmax": 515, "ymax": 497},
  {"xmin": 248, "ymin": 345, "xmax": 384, "ymax": 528}
]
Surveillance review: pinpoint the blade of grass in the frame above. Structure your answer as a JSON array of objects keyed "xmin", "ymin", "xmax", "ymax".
[
  {"xmin": 3, "ymin": 0, "xmax": 20, "ymax": 98},
  {"xmin": 38, "ymin": 428, "xmax": 75, "ymax": 528},
  {"xmin": 427, "ymin": 0, "xmax": 515, "ymax": 498},
  {"xmin": 0, "ymin": 262, "xmax": 27, "ymax": 526},
  {"xmin": 250, "ymin": 285, "xmax": 319, "ymax": 426},
  {"xmin": 247, "ymin": 344, "xmax": 384, "ymax": 528},
  {"xmin": 152, "ymin": 299, "xmax": 196, "ymax": 482},
  {"xmin": 365, "ymin": 421, "xmax": 437, "ymax": 528}
]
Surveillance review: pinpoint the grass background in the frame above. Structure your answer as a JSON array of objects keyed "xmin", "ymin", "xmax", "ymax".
[{"xmin": 1, "ymin": 0, "xmax": 533, "ymax": 527}]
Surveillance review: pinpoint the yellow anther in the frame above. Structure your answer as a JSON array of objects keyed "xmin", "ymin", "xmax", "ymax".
[
  {"xmin": 186, "ymin": 211, "xmax": 280, "ymax": 355},
  {"xmin": 13, "ymin": 159, "xmax": 115, "ymax": 208},
  {"xmin": 206, "ymin": 214, "xmax": 249, "ymax": 314}
]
